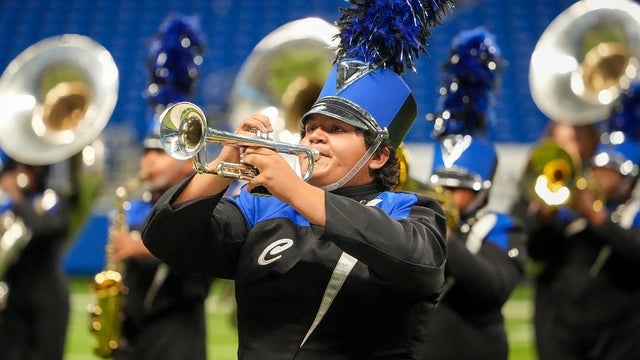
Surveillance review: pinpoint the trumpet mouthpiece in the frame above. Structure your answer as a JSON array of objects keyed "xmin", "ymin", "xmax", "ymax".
[{"xmin": 310, "ymin": 148, "xmax": 320, "ymax": 161}]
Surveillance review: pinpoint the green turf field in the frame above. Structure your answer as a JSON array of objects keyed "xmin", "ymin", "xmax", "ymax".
[
  {"xmin": 64, "ymin": 278, "xmax": 536, "ymax": 359},
  {"xmin": 504, "ymin": 282, "xmax": 537, "ymax": 360}
]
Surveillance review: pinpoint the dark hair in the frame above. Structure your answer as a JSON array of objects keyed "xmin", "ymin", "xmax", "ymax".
[
  {"xmin": 363, "ymin": 130, "xmax": 399, "ymax": 191},
  {"xmin": 1, "ymin": 159, "xmax": 50, "ymax": 192},
  {"xmin": 300, "ymin": 122, "xmax": 399, "ymax": 191}
]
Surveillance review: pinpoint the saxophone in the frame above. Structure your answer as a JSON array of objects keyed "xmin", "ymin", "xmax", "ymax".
[{"xmin": 88, "ymin": 171, "xmax": 146, "ymax": 358}]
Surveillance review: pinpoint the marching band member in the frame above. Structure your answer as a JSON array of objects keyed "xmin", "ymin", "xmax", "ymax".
[
  {"xmin": 511, "ymin": 83, "xmax": 640, "ymax": 360},
  {"xmin": 110, "ymin": 14, "xmax": 213, "ymax": 360},
  {"xmin": 141, "ymin": 0, "xmax": 453, "ymax": 358},
  {"xmin": 0, "ymin": 156, "xmax": 73, "ymax": 360},
  {"xmin": 419, "ymin": 27, "xmax": 528, "ymax": 360}
]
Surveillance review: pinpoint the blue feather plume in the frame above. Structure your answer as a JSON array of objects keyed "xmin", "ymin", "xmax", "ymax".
[
  {"xmin": 335, "ymin": 0, "xmax": 454, "ymax": 74},
  {"xmin": 145, "ymin": 13, "xmax": 206, "ymax": 108},
  {"xmin": 607, "ymin": 82, "xmax": 640, "ymax": 140},
  {"xmin": 431, "ymin": 26, "xmax": 505, "ymax": 138}
]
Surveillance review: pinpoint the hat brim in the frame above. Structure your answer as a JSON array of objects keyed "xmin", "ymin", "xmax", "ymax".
[{"xmin": 302, "ymin": 96, "xmax": 373, "ymax": 131}]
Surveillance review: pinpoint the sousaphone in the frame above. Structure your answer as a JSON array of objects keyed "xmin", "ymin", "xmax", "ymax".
[
  {"xmin": 228, "ymin": 17, "xmax": 338, "ymax": 144},
  {"xmin": 0, "ymin": 34, "xmax": 119, "ymax": 307},
  {"xmin": 529, "ymin": 0, "xmax": 640, "ymax": 124},
  {"xmin": 523, "ymin": 1, "xmax": 640, "ymax": 207},
  {"xmin": 0, "ymin": 34, "xmax": 118, "ymax": 164}
]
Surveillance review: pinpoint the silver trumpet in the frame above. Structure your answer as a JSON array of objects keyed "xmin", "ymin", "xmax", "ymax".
[{"xmin": 159, "ymin": 102, "xmax": 319, "ymax": 181}]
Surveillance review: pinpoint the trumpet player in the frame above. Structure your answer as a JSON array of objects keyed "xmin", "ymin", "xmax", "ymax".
[
  {"xmin": 0, "ymin": 154, "xmax": 73, "ymax": 360},
  {"xmin": 418, "ymin": 27, "xmax": 528, "ymax": 360},
  {"xmin": 141, "ymin": 0, "xmax": 453, "ymax": 357},
  {"xmin": 510, "ymin": 83, "xmax": 640, "ymax": 360}
]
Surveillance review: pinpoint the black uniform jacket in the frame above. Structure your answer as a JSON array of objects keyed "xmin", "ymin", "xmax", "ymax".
[
  {"xmin": 421, "ymin": 211, "xmax": 528, "ymax": 360},
  {"xmin": 522, "ymin": 202, "xmax": 640, "ymax": 326},
  {"xmin": 142, "ymin": 179, "xmax": 447, "ymax": 360}
]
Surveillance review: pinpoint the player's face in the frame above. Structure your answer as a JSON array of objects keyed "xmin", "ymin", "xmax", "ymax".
[
  {"xmin": 301, "ymin": 114, "xmax": 376, "ymax": 188},
  {"xmin": 140, "ymin": 149, "xmax": 191, "ymax": 192}
]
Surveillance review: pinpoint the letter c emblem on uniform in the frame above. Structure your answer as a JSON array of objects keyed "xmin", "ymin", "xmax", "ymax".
[{"xmin": 258, "ymin": 238, "xmax": 294, "ymax": 265}]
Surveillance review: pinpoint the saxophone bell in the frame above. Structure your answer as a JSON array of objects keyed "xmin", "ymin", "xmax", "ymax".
[{"xmin": 88, "ymin": 269, "xmax": 127, "ymax": 358}]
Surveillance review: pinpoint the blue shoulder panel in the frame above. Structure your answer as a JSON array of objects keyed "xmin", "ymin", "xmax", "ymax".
[
  {"xmin": 228, "ymin": 188, "xmax": 310, "ymax": 228},
  {"xmin": 372, "ymin": 191, "xmax": 418, "ymax": 220},
  {"xmin": 485, "ymin": 212, "xmax": 514, "ymax": 251},
  {"xmin": 228, "ymin": 188, "xmax": 419, "ymax": 228},
  {"xmin": 126, "ymin": 199, "xmax": 154, "ymax": 227}
]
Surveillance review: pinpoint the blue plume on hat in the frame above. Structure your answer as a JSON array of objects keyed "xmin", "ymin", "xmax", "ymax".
[
  {"xmin": 145, "ymin": 13, "xmax": 205, "ymax": 109},
  {"xmin": 607, "ymin": 82, "xmax": 640, "ymax": 139},
  {"xmin": 430, "ymin": 27, "xmax": 505, "ymax": 197},
  {"xmin": 304, "ymin": 0, "xmax": 454, "ymax": 148},
  {"xmin": 431, "ymin": 26, "xmax": 505, "ymax": 138},
  {"xmin": 592, "ymin": 82, "xmax": 640, "ymax": 176},
  {"xmin": 335, "ymin": 0, "xmax": 454, "ymax": 74},
  {"xmin": 143, "ymin": 13, "xmax": 205, "ymax": 149}
]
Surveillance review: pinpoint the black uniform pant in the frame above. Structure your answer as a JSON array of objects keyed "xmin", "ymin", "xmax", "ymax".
[
  {"xmin": 534, "ymin": 283, "xmax": 640, "ymax": 360},
  {"xmin": 0, "ymin": 277, "xmax": 70, "ymax": 360},
  {"xmin": 115, "ymin": 301, "xmax": 208, "ymax": 360}
]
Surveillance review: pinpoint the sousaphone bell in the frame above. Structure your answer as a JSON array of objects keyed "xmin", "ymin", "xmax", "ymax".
[
  {"xmin": 529, "ymin": 0, "xmax": 640, "ymax": 124},
  {"xmin": 0, "ymin": 34, "xmax": 118, "ymax": 165},
  {"xmin": 228, "ymin": 17, "xmax": 338, "ymax": 144}
]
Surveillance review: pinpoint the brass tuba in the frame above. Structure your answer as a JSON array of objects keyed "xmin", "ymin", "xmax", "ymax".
[
  {"xmin": 0, "ymin": 34, "xmax": 118, "ymax": 309},
  {"xmin": 529, "ymin": 0, "xmax": 640, "ymax": 124},
  {"xmin": 227, "ymin": 17, "xmax": 338, "ymax": 144},
  {"xmin": 523, "ymin": 0, "xmax": 640, "ymax": 206},
  {"xmin": 0, "ymin": 34, "xmax": 118, "ymax": 164}
]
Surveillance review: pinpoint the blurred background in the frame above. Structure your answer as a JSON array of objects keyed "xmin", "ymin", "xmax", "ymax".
[
  {"xmin": 0, "ymin": 0, "xmax": 628, "ymax": 358},
  {"xmin": 0, "ymin": 0, "xmax": 581, "ymax": 274}
]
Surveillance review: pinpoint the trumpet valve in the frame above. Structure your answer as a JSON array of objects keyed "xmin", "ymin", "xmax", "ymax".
[{"xmin": 216, "ymin": 162, "xmax": 259, "ymax": 180}]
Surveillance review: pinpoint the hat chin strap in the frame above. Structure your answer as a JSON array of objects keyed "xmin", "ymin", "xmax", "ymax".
[
  {"xmin": 461, "ymin": 188, "xmax": 489, "ymax": 217},
  {"xmin": 322, "ymin": 135, "xmax": 384, "ymax": 192}
]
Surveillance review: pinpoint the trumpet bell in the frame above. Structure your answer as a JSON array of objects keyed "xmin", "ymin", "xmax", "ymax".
[
  {"xmin": 521, "ymin": 141, "xmax": 578, "ymax": 206},
  {"xmin": 0, "ymin": 34, "xmax": 118, "ymax": 165},
  {"xmin": 160, "ymin": 102, "xmax": 207, "ymax": 160},
  {"xmin": 529, "ymin": 0, "xmax": 640, "ymax": 124}
]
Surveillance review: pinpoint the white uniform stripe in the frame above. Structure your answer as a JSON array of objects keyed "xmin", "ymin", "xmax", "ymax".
[{"xmin": 299, "ymin": 252, "xmax": 358, "ymax": 348}]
